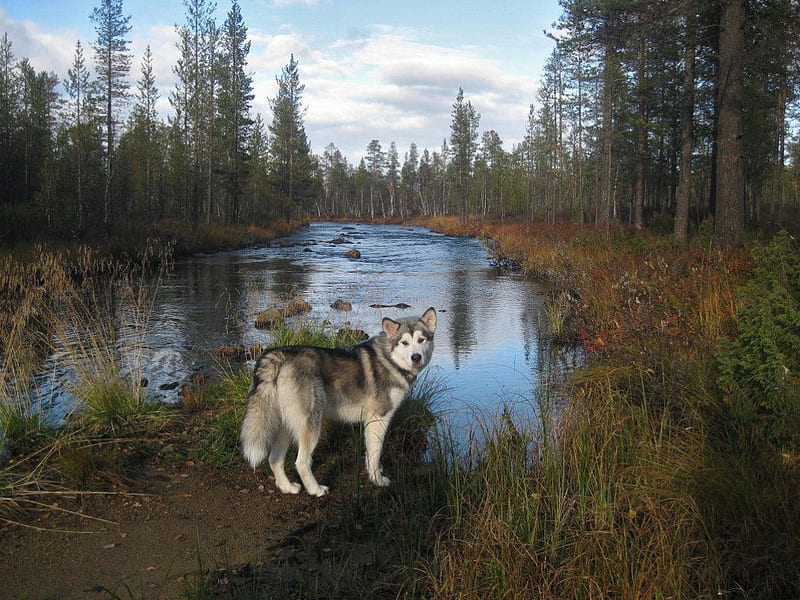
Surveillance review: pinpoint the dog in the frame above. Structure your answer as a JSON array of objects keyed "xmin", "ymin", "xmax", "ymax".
[{"xmin": 240, "ymin": 307, "xmax": 436, "ymax": 496}]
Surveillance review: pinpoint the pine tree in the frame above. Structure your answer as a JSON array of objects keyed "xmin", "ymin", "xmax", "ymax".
[
  {"xmin": 64, "ymin": 40, "xmax": 98, "ymax": 228},
  {"xmin": 400, "ymin": 142, "xmax": 419, "ymax": 216},
  {"xmin": 0, "ymin": 33, "xmax": 18, "ymax": 209},
  {"xmin": 132, "ymin": 46, "xmax": 158, "ymax": 132},
  {"xmin": 365, "ymin": 139, "xmax": 385, "ymax": 219},
  {"xmin": 217, "ymin": 0, "xmax": 253, "ymax": 224},
  {"xmin": 449, "ymin": 87, "xmax": 480, "ymax": 223},
  {"xmin": 478, "ymin": 130, "xmax": 503, "ymax": 218},
  {"xmin": 122, "ymin": 44, "xmax": 163, "ymax": 219},
  {"xmin": 244, "ymin": 113, "xmax": 270, "ymax": 221},
  {"xmin": 90, "ymin": 0, "xmax": 132, "ymax": 224},
  {"xmin": 268, "ymin": 54, "xmax": 315, "ymax": 221},
  {"xmin": 387, "ymin": 141, "xmax": 399, "ymax": 216},
  {"xmin": 18, "ymin": 60, "xmax": 59, "ymax": 218},
  {"xmin": 673, "ymin": 8, "xmax": 696, "ymax": 240},
  {"xmin": 321, "ymin": 142, "xmax": 350, "ymax": 215},
  {"xmin": 170, "ymin": 0, "xmax": 218, "ymax": 222},
  {"xmin": 714, "ymin": 0, "xmax": 746, "ymax": 249},
  {"xmin": 418, "ymin": 148, "xmax": 433, "ymax": 216}
]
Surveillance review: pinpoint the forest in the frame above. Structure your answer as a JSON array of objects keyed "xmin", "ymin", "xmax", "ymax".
[{"xmin": 1, "ymin": 0, "xmax": 799, "ymax": 249}]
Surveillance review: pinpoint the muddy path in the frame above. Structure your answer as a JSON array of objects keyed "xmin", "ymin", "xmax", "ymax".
[{"xmin": 0, "ymin": 412, "xmax": 421, "ymax": 599}]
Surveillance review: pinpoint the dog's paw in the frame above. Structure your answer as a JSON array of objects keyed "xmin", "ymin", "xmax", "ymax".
[
  {"xmin": 308, "ymin": 484, "xmax": 329, "ymax": 497},
  {"xmin": 278, "ymin": 481, "xmax": 302, "ymax": 494},
  {"xmin": 372, "ymin": 474, "xmax": 391, "ymax": 487}
]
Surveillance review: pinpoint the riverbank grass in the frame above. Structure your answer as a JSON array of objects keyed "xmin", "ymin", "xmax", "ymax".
[
  {"xmin": 3, "ymin": 220, "xmax": 799, "ymax": 599},
  {"xmin": 409, "ymin": 219, "xmax": 800, "ymax": 599}
]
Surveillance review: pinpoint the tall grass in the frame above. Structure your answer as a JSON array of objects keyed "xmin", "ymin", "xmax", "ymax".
[
  {"xmin": 410, "ymin": 220, "xmax": 800, "ymax": 599},
  {"xmin": 0, "ymin": 242, "xmax": 174, "ymax": 520},
  {"xmin": 415, "ymin": 375, "xmax": 717, "ymax": 599},
  {"xmin": 47, "ymin": 243, "xmax": 172, "ymax": 433},
  {"xmin": 141, "ymin": 218, "xmax": 304, "ymax": 256}
]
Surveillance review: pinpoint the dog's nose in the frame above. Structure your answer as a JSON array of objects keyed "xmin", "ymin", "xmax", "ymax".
[{"xmin": 411, "ymin": 353, "xmax": 421, "ymax": 364}]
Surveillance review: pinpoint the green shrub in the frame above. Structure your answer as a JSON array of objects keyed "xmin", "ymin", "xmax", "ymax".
[{"xmin": 718, "ymin": 231, "xmax": 800, "ymax": 447}]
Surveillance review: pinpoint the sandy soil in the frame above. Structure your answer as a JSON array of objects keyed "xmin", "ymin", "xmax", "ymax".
[{"xmin": 0, "ymin": 413, "xmax": 411, "ymax": 600}]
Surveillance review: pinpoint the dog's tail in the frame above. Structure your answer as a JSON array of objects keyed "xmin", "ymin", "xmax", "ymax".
[{"xmin": 240, "ymin": 352, "xmax": 284, "ymax": 469}]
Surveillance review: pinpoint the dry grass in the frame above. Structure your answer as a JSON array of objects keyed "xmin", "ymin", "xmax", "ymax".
[
  {"xmin": 0, "ymin": 242, "xmax": 173, "ymax": 522},
  {"xmin": 409, "ymin": 218, "xmax": 800, "ymax": 600},
  {"xmin": 142, "ymin": 219, "xmax": 304, "ymax": 256}
]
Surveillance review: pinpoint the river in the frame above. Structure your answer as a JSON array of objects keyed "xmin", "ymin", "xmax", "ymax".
[{"xmin": 39, "ymin": 222, "xmax": 578, "ymax": 433}]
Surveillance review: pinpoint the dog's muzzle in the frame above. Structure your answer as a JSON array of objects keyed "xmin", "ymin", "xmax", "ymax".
[{"xmin": 411, "ymin": 353, "xmax": 422, "ymax": 365}]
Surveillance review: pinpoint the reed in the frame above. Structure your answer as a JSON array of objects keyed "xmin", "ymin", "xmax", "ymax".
[{"xmin": 0, "ymin": 241, "xmax": 174, "ymax": 521}]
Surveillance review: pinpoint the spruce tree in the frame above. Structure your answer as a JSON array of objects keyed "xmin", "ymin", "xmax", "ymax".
[
  {"xmin": 268, "ymin": 54, "xmax": 315, "ymax": 221},
  {"xmin": 90, "ymin": 0, "xmax": 132, "ymax": 224},
  {"xmin": 217, "ymin": 0, "xmax": 253, "ymax": 224}
]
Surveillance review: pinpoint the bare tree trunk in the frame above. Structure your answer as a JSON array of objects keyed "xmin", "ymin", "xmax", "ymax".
[
  {"xmin": 773, "ymin": 73, "xmax": 787, "ymax": 226},
  {"xmin": 633, "ymin": 32, "xmax": 646, "ymax": 229},
  {"xmin": 674, "ymin": 11, "xmax": 696, "ymax": 240},
  {"xmin": 599, "ymin": 45, "xmax": 616, "ymax": 230},
  {"xmin": 713, "ymin": 0, "xmax": 746, "ymax": 250}
]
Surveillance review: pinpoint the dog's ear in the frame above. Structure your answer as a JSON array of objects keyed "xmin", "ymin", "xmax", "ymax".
[
  {"xmin": 382, "ymin": 317, "xmax": 401, "ymax": 338},
  {"xmin": 420, "ymin": 307, "xmax": 437, "ymax": 332}
]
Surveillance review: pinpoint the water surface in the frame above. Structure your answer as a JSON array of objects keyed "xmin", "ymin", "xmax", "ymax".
[{"xmin": 42, "ymin": 223, "xmax": 577, "ymax": 432}]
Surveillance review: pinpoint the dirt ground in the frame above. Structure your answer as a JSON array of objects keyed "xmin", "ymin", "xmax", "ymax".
[{"xmin": 0, "ymin": 413, "xmax": 415, "ymax": 600}]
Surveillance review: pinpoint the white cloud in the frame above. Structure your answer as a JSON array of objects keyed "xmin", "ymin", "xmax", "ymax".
[
  {"xmin": 0, "ymin": 8, "xmax": 77, "ymax": 77},
  {"xmin": 295, "ymin": 26, "xmax": 538, "ymax": 160},
  {"xmin": 0, "ymin": 9, "xmax": 539, "ymax": 164}
]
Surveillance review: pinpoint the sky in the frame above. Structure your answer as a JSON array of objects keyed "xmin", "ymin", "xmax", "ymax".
[{"xmin": 1, "ymin": 0, "xmax": 562, "ymax": 163}]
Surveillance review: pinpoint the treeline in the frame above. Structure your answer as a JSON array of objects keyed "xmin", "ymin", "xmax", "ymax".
[
  {"xmin": 1, "ymin": 0, "xmax": 799, "ymax": 248},
  {"xmin": 0, "ymin": 0, "xmax": 317, "ymax": 242},
  {"xmin": 320, "ymin": 0, "xmax": 800, "ymax": 249}
]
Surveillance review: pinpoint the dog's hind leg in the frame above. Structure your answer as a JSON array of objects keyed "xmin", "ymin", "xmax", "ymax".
[
  {"xmin": 268, "ymin": 427, "xmax": 301, "ymax": 494},
  {"xmin": 295, "ymin": 423, "xmax": 328, "ymax": 497}
]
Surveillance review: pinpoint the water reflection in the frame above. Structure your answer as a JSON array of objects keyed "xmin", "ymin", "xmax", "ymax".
[{"xmin": 35, "ymin": 222, "xmax": 579, "ymax": 431}]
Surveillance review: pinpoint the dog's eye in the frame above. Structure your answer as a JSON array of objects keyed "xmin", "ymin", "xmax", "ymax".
[
  {"xmin": 401, "ymin": 340, "xmax": 410, "ymax": 346},
  {"xmin": 417, "ymin": 337, "xmax": 426, "ymax": 344}
]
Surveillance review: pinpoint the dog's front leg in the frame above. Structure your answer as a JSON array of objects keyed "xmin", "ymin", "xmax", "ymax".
[{"xmin": 364, "ymin": 416, "xmax": 391, "ymax": 487}]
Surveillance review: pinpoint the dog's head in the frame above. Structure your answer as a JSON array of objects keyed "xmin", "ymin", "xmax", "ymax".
[{"xmin": 382, "ymin": 307, "xmax": 436, "ymax": 373}]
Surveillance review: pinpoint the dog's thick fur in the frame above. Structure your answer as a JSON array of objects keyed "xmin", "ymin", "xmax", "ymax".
[{"xmin": 240, "ymin": 308, "xmax": 436, "ymax": 496}]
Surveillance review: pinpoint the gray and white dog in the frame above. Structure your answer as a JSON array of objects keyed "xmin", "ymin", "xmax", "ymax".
[{"xmin": 240, "ymin": 307, "xmax": 436, "ymax": 496}]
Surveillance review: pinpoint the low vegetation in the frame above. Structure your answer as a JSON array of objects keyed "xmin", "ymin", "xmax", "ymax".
[
  {"xmin": 0, "ymin": 222, "xmax": 301, "ymax": 521},
  {"xmin": 414, "ymin": 217, "xmax": 800, "ymax": 599},
  {"xmin": 1, "ymin": 218, "xmax": 798, "ymax": 599}
]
